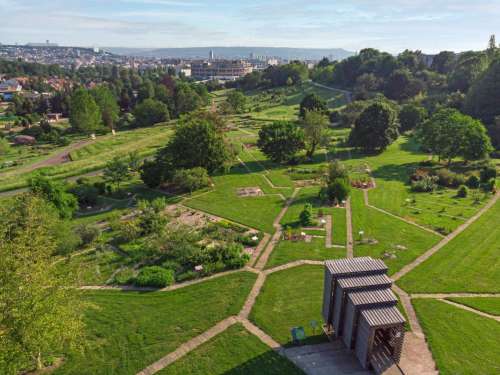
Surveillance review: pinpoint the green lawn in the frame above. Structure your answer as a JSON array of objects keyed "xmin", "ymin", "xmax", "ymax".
[
  {"xmin": 265, "ymin": 237, "xmax": 345, "ymax": 269},
  {"xmin": 331, "ymin": 208, "xmax": 346, "ymax": 246},
  {"xmin": 158, "ymin": 324, "xmax": 304, "ymax": 375},
  {"xmin": 446, "ymin": 297, "xmax": 500, "ymax": 316},
  {"xmin": 250, "ymin": 265, "xmax": 327, "ymax": 346},
  {"xmin": 351, "ymin": 189, "xmax": 440, "ymax": 275},
  {"xmin": 55, "ymin": 272, "xmax": 257, "ymax": 375},
  {"xmin": 185, "ymin": 171, "xmax": 285, "ymax": 233},
  {"xmin": 398, "ymin": 198, "xmax": 500, "ymax": 293},
  {"xmin": 413, "ymin": 299, "xmax": 500, "ymax": 375}
]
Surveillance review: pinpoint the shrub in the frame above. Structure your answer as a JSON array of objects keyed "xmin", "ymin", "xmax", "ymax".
[
  {"xmin": 321, "ymin": 178, "xmax": 351, "ymax": 203},
  {"xmin": 93, "ymin": 181, "xmax": 107, "ymax": 195},
  {"xmin": 71, "ymin": 183, "xmax": 99, "ymax": 206},
  {"xmin": 435, "ymin": 169, "xmax": 466, "ymax": 188},
  {"xmin": 135, "ymin": 266, "xmax": 174, "ymax": 288},
  {"xmin": 481, "ymin": 178, "xmax": 497, "ymax": 192},
  {"xmin": 118, "ymin": 220, "xmax": 141, "ymax": 242},
  {"xmin": 176, "ymin": 271, "xmax": 198, "ymax": 282},
  {"xmin": 113, "ymin": 268, "xmax": 135, "ymax": 285},
  {"xmin": 466, "ymin": 175, "xmax": 480, "ymax": 189},
  {"xmin": 74, "ymin": 224, "xmax": 101, "ymax": 245},
  {"xmin": 457, "ymin": 185, "xmax": 468, "ymax": 198},
  {"xmin": 299, "ymin": 203, "xmax": 314, "ymax": 226},
  {"xmin": 411, "ymin": 175, "xmax": 437, "ymax": 192},
  {"xmin": 172, "ymin": 167, "xmax": 210, "ymax": 193},
  {"xmin": 480, "ymin": 166, "xmax": 497, "ymax": 183}
]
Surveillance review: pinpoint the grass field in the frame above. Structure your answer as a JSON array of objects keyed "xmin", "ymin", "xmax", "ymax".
[
  {"xmin": 446, "ymin": 297, "xmax": 500, "ymax": 316},
  {"xmin": 397, "ymin": 198, "xmax": 500, "ymax": 293},
  {"xmin": 265, "ymin": 237, "xmax": 345, "ymax": 269},
  {"xmin": 55, "ymin": 272, "xmax": 257, "ymax": 375},
  {"xmin": 351, "ymin": 189, "xmax": 440, "ymax": 275},
  {"xmin": 185, "ymin": 171, "xmax": 285, "ymax": 233},
  {"xmin": 413, "ymin": 299, "xmax": 500, "ymax": 375},
  {"xmin": 158, "ymin": 324, "xmax": 304, "ymax": 375},
  {"xmin": 250, "ymin": 265, "xmax": 327, "ymax": 346}
]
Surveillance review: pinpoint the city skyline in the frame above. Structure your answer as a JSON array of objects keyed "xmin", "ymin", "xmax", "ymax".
[{"xmin": 1, "ymin": 0, "xmax": 500, "ymax": 54}]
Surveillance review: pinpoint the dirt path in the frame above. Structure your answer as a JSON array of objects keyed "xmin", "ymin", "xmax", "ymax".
[
  {"xmin": 345, "ymin": 198, "xmax": 353, "ymax": 258},
  {"xmin": 439, "ymin": 299, "xmax": 500, "ymax": 322},
  {"xmin": 392, "ymin": 190, "xmax": 500, "ymax": 281},
  {"xmin": 136, "ymin": 316, "xmax": 239, "ymax": 375},
  {"xmin": 324, "ymin": 215, "xmax": 333, "ymax": 248},
  {"xmin": 254, "ymin": 188, "xmax": 300, "ymax": 270},
  {"xmin": 362, "ymin": 189, "xmax": 444, "ymax": 238},
  {"xmin": 249, "ymin": 233, "xmax": 271, "ymax": 266}
]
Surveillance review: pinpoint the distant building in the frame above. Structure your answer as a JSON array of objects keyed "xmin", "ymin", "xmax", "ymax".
[
  {"xmin": 174, "ymin": 64, "xmax": 191, "ymax": 77},
  {"xmin": 209, "ymin": 50, "xmax": 215, "ymax": 61},
  {"xmin": 0, "ymin": 79, "xmax": 22, "ymax": 100},
  {"xmin": 191, "ymin": 60, "xmax": 252, "ymax": 81},
  {"xmin": 26, "ymin": 40, "xmax": 59, "ymax": 47}
]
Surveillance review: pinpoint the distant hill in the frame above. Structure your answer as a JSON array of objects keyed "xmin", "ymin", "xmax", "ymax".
[{"xmin": 104, "ymin": 46, "xmax": 354, "ymax": 61}]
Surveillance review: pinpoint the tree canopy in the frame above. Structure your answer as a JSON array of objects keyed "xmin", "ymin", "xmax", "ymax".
[
  {"xmin": 69, "ymin": 88, "xmax": 102, "ymax": 134},
  {"xmin": 257, "ymin": 121, "xmax": 305, "ymax": 163},
  {"xmin": 133, "ymin": 98, "xmax": 170, "ymax": 127},
  {"xmin": 299, "ymin": 93, "xmax": 327, "ymax": 118},
  {"xmin": 349, "ymin": 102, "xmax": 399, "ymax": 152}
]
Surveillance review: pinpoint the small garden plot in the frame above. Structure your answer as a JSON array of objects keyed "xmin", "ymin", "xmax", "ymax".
[
  {"xmin": 55, "ymin": 272, "xmax": 257, "ymax": 375},
  {"xmin": 54, "ymin": 247, "xmax": 129, "ymax": 286},
  {"xmin": 413, "ymin": 299, "xmax": 500, "ymax": 375},
  {"xmin": 237, "ymin": 186, "xmax": 264, "ymax": 197},
  {"xmin": 185, "ymin": 172, "xmax": 285, "ymax": 233},
  {"xmin": 158, "ymin": 324, "xmax": 304, "ymax": 375},
  {"xmin": 446, "ymin": 297, "xmax": 500, "ymax": 316},
  {"xmin": 351, "ymin": 190, "xmax": 440, "ymax": 275},
  {"xmin": 398, "ymin": 199, "xmax": 500, "ymax": 293},
  {"xmin": 250, "ymin": 265, "xmax": 327, "ymax": 346},
  {"xmin": 265, "ymin": 237, "xmax": 344, "ymax": 269}
]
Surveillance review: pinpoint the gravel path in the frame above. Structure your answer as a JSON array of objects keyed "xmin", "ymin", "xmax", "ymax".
[{"xmin": 345, "ymin": 198, "xmax": 353, "ymax": 258}]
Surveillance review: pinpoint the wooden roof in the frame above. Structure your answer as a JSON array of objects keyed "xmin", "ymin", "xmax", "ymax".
[
  {"xmin": 347, "ymin": 288, "xmax": 397, "ymax": 306},
  {"xmin": 325, "ymin": 257, "xmax": 388, "ymax": 277},
  {"xmin": 360, "ymin": 306, "xmax": 405, "ymax": 328},
  {"xmin": 337, "ymin": 274, "xmax": 392, "ymax": 290}
]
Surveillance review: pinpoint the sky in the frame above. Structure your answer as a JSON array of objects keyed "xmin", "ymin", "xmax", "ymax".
[{"xmin": 1, "ymin": 0, "xmax": 500, "ymax": 54}]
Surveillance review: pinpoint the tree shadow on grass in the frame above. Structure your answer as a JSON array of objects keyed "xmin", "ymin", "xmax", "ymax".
[
  {"xmin": 220, "ymin": 349, "xmax": 303, "ymax": 375},
  {"xmin": 371, "ymin": 163, "xmax": 421, "ymax": 184}
]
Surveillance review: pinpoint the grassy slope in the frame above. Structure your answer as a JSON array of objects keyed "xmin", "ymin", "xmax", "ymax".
[
  {"xmin": 446, "ymin": 297, "xmax": 500, "ymax": 316},
  {"xmin": 158, "ymin": 324, "xmax": 304, "ymax": 375},
  {"xmin": 55, "ymin": 272, "xmax": 257, "ymax": 375},
  {"xmin": 413, "ymin": 299, "xmax": 500, "ymax": 375},
  {"xmin": 250, "ymin": 265, "xmax": 327, "ymax": 346},
  {"xmin": 398, "ymin": 198, "xmax": 500, "ymax": 293},
  {"xmin": 0, "ymin": 124, "xmax": 173, "ymax": 191},
  {"xmin": 351, "ymin": 189, "xmax": 440, "ymax": 275}
]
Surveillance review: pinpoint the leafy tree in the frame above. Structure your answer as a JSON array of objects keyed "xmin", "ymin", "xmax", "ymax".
[
  {"xmin": 448, "ymin": 52, "xmax": 489, "ymax": 92},
  {"xmin": 104, "ymin": 156, "xmax": 131, "ymax": 190},
  {"xmin": 417, "ymin": 108, "xmax": 492, "ymax": 163},
  {"xmin": 327, "ymin": 159, "xmax": 348, "ymax": 180},
  {"xmin": 257, "ymin": 121, "xmax": 305, "ymax": 163},
  {"xmin": 138, "ymin": 79, "xmax": 155, "ymax": 101},
  {"xmin": 384, "ymin": 69, "xmax": 424, "ymax": 101},
  {"xmin": 140, "ymin": 159, "xmax": 169, "ymax": 188},
  {"xmin": 91, "ymin": 85, "xmax": 119, "ymax": 130},
  {"xmin": 133, "ymin": 98, "xmax": 170, "ymax": 127},
  {"xmin": 127, "ymin": 151, "xmax": 142, "ymax": 173},
  {"xmin": 137, "ymin": 198, "xmax": 168, "ymax": 236},
  {"xmin": 338, "ymin": 101, "xmax": 369, "ymax": 128},
  {"xmin": 302, "ymin": 110, "xmax": 329, "ymax": 158},
  {"xmin": 161, "ymin": 112, "xmax": 230, "ymax": 173},
  {"xmin": 174, "ymin": 83, "xmax": 203, "ymax": 117},
  {"xmin": 464, "ymin": 58, "xmax": 500, "ymax": 147},
  {"xmin": 399, "ymin": 104, "xmax": 427, "ymax": 132},
  {"xmin": 0, "ymin": 195, "xmax": 84, "ymax": 373},
  {"xmin": 299, "ymin": 93, "xmax": 327, "ymax": 118},
  {"xmin": 29, "ymin": 176, "xmax": 78, "ymax": 219},
  {"xmin": 431, "ymin": 51, "xmax": 456, "ymax": 74},
  {"xmin": 226, "ymin": 90, "xmax": 247, "ymax": 114},
  {"xmin": 299, "ymin": 203, "xmax": 314, "ymax": 226},
  {"xmin": 349, "ymin": 102, "xmax": 399, "ymax": 152},
  {"xmin": 172, "ymin": 167, "xmax": 210, "ymax": 193},
  {"xmin": 69, "ymin": 88, "xmax": 101, "ymax": 134}
]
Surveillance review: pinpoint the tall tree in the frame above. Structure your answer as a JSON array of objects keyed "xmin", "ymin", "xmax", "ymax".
[
  {"xmin": 91, "ymin": 85, "xmax": 119, "ymax": 130},
  {"xmin": 133, "ymin": 98, "xmax": 170, "ymax": 127},
  {"xmin": 349, "ymin": 102, "xmax": 399, "ymax": 152},
  {"xmin": 0, "ymin": 195, "xmax": 84, "ymax": 374},
  {"xmin": 29, "ymin": 176, "xmax": 78, "ymax": 219},
  {"xmin": 399, "ymin": 104, "xmax": 427, "ymax": 132},
  {"xmin": 257, "ymin": 121, "xmax": 305, "ymax": 163},
  {"xmin": 302, "ymin": 110, "xmax": 329, "ymax": 158},
  {"xmin": 69, "ymin": 88, "xmax": 102, "ymax": 134},
  {"xmin": 104, "ymin": 157, "xmax": 131, "ymax": 190},
  {"xmin": 299, "ymin": 93, "xmax": 327, "ymax": 118}
]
